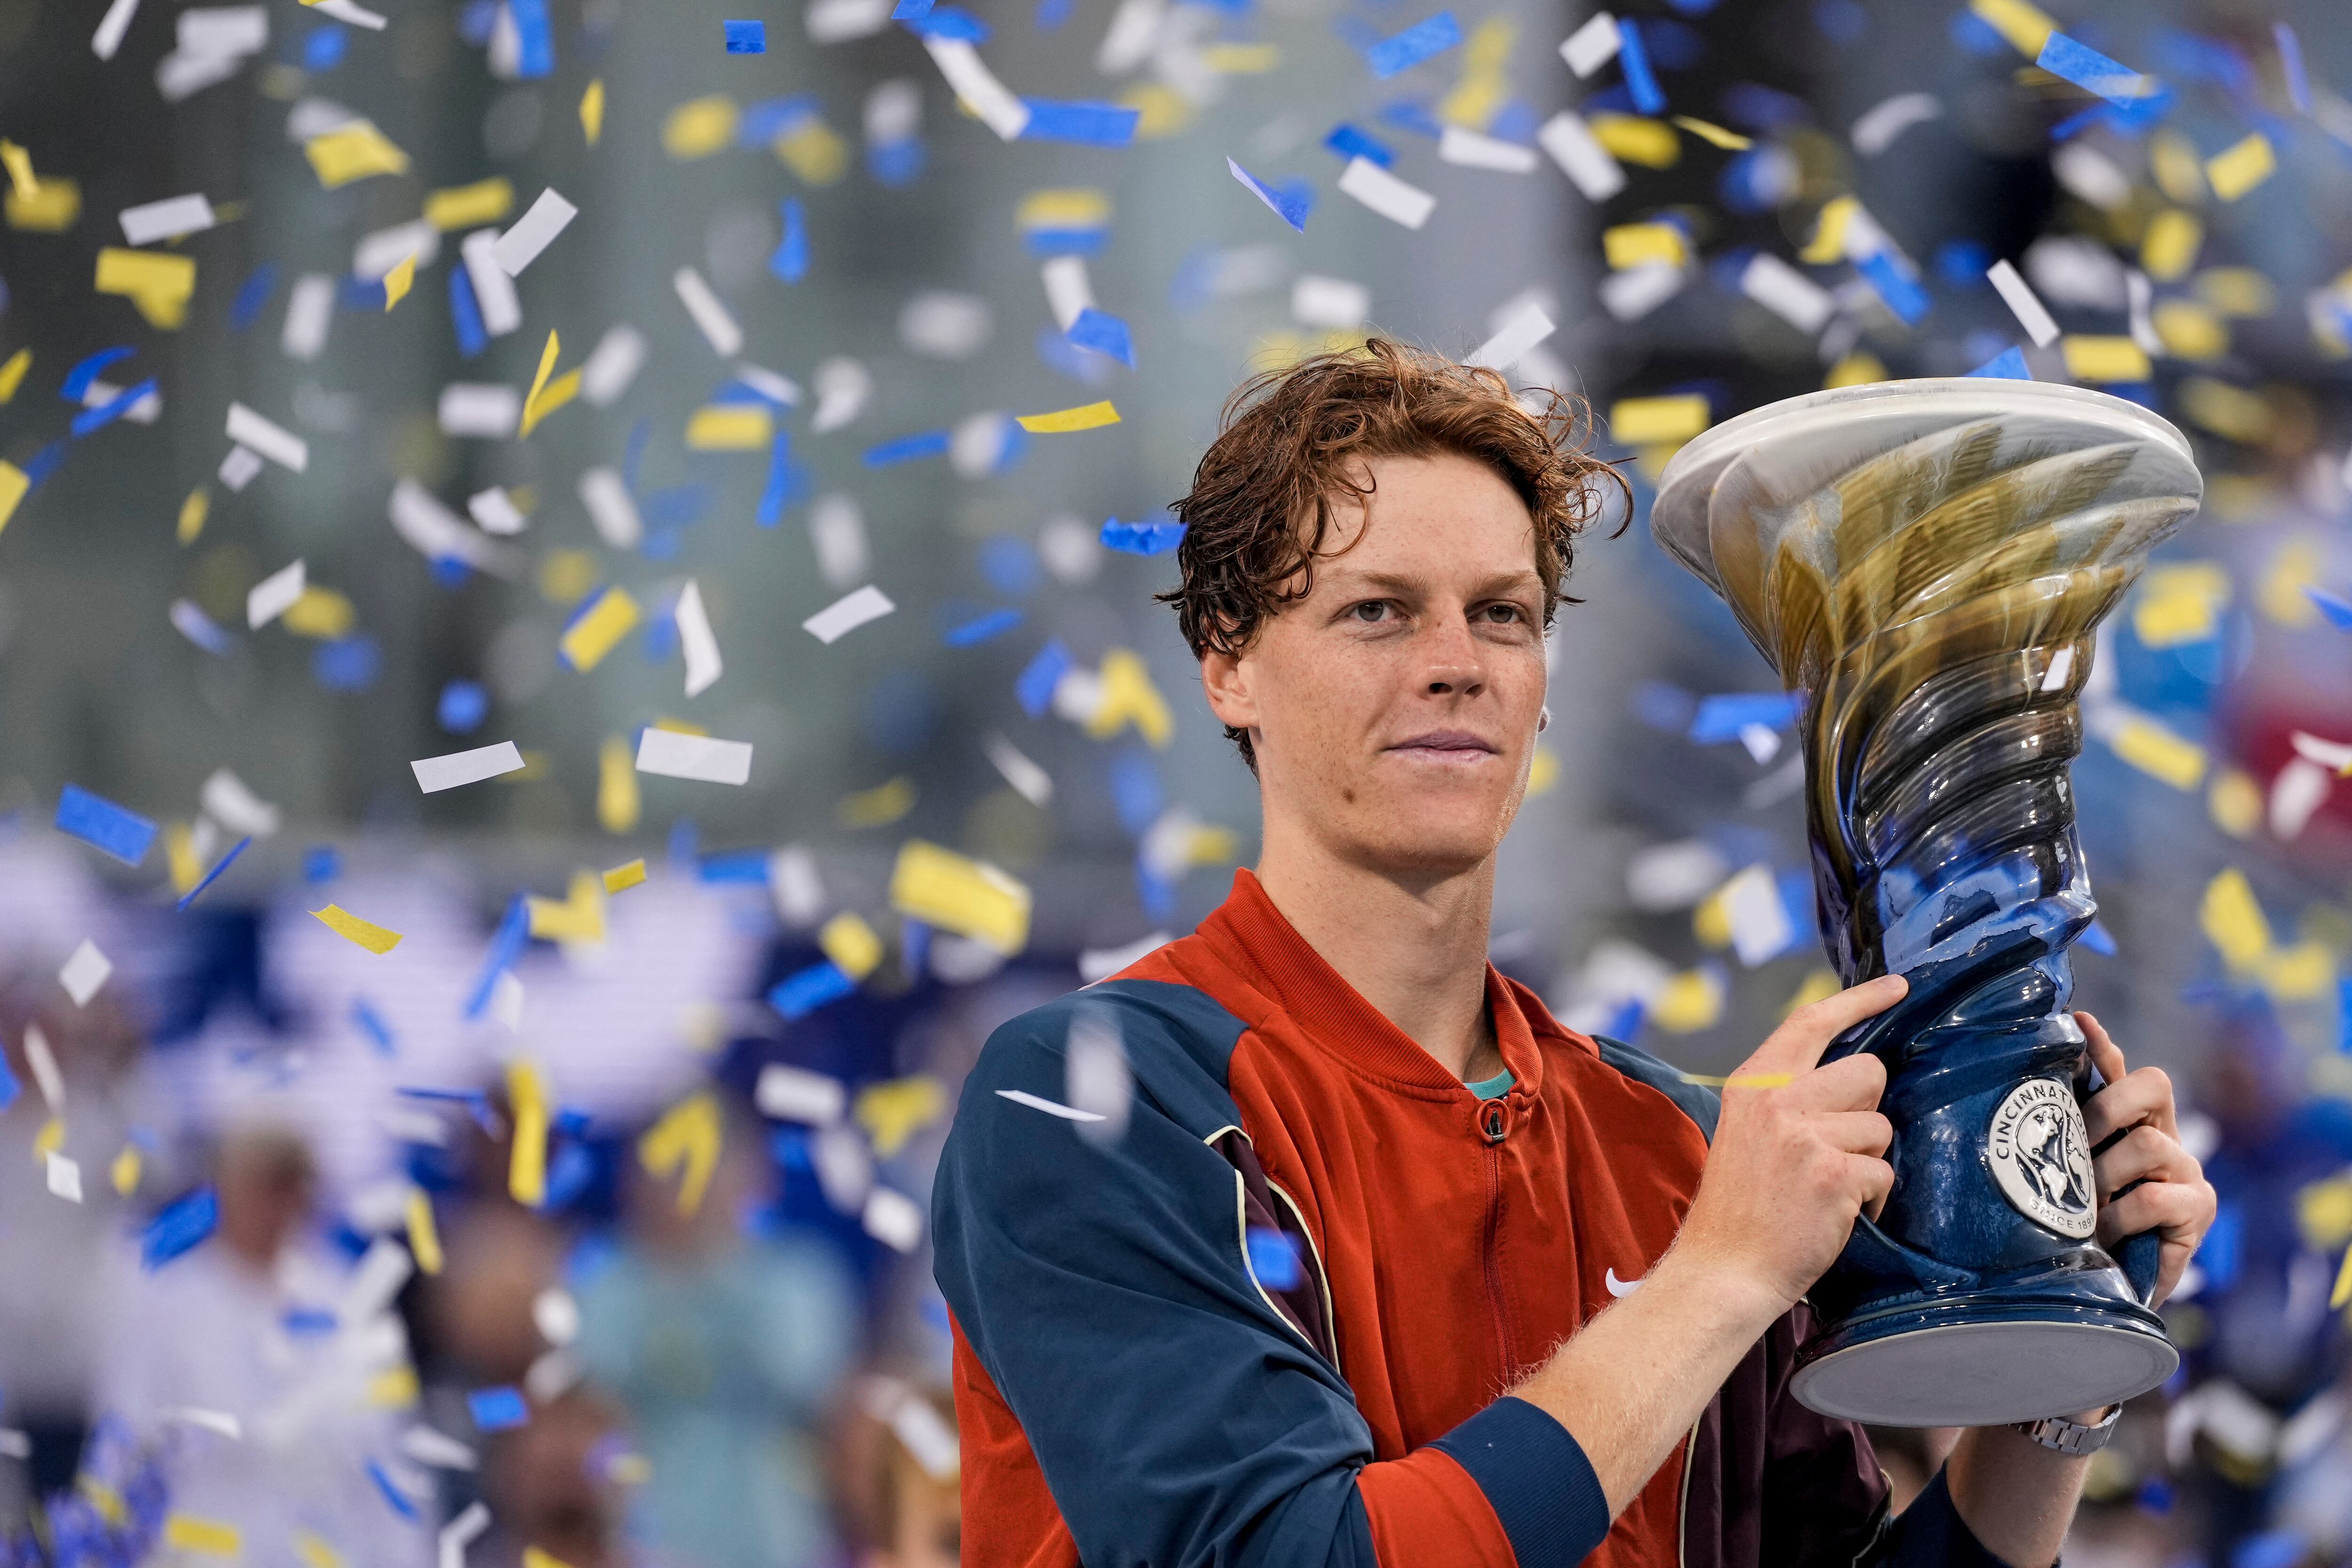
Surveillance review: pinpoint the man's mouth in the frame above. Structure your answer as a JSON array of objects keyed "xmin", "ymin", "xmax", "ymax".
[{"xmin": 1385, "ymin": 730, "xmax": 1500, "ymax": 759}]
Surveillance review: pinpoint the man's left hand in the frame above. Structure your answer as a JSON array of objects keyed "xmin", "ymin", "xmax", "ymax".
[{"xmin": 2077, "ymin": 1011, "xmax": 2216, "ymax": 1309}]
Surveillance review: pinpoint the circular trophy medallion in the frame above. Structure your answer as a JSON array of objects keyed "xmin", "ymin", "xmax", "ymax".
[{"xmin": 1985, "ymin": 1078, "xmax": 2097, "ymax": 1239}]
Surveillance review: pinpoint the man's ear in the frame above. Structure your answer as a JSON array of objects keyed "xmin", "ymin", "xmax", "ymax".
[{"xmin": 1200, "ymin": 647, "xmax": 1257, "ymax": 734}]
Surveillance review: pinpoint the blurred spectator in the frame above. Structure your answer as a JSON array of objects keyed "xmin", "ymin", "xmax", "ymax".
[
  {"xmin": 573, "ymin": 1101, "xmax": 856, "ymax": 1568},
  {"xmin": 834, "ymin": 1376, "xmax": 959, "ymax": 1568}
]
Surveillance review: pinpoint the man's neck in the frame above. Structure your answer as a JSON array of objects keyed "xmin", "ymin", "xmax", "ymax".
[{"xmin": 1252, "ymin": 833, "xmax": 1500, "ymax": 1082}]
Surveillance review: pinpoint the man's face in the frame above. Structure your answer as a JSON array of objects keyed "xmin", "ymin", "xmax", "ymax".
[{"xmin": 1202, "ymin": 451, "xmax": 1548, "ymax": 879}]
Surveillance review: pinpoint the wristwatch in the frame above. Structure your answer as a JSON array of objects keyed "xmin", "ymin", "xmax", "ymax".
[{"xmin": 2013, "ymin": 1404, "xmax": 2122, "ymax": 1456}]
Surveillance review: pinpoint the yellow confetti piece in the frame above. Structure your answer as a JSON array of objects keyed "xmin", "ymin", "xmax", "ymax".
[
  {"xmin": 662, "ymin": 95, "xmax": 739, "ymax": 159},
  {"xmin": 94, "ymin": 247, "xmax": 196, "ymax": 330},
  {"xmin": 559, "ymin": 585, "xmax": 641, "ymax": 672},
  {"xmin": 2132, "ymin": 562, "xmax": 2229, "ymax": 647},
  {"xmin": 312, "ymin": 904, "xmax": 403, "ymax": 954},
  {"xmin": 0, "ymin": 347, "xmax": 28, "ymax": 403},
  {"xmin": 2200, "ymin": 869, "xmax": 2270, "ymax": 971},
  {"xmin": 1783, "ymin": 968, "xmax": 1842, "ymax": 1017},
  {"xmin": 2149, "ymin": 130, "xmax": 2206, "ymax": 203},
  {"xmin": 2177, "ymin": 377, "xmax": 2271, "ymax": 443},
  {"xmin": 1204, "ymin": 42, "xmax": 1281, "ymax": 72},
  {"xmin": 111, "ymin": 1144, "xmax": 142, "ymax": 1196},
  {"xmin": 1017, "ymin": 188, "xmax": 1111, "ymax": 230},
  {"xmin": 32, "ymin": 1117, "xmax": 63, "ymax": 1162},
  {"xmin": 424, "ymin": 177, "xmax": 514, "ymax": 231},
  {"xmin": 2205, "ymin": 133, "xmax": 2275, "ymax": 203},
  {"xmin": 2259, "ymin": 537, "xmax": 2323, "ymax": 627},
  {"xmin": 890, "ymin": 840, "xmax": 1032, "ymax": 956},
  {"xmin": 79, "ymin": 1477, "xmax": 125, "ymax": 1525},
  {"xmin": 1526, "ymin": 747, "xmax": 1560, "ymax": 798},
  {"xmin": 381, "ymin": 253, "xmax": 418, "ymax": 311},
  {"xmin": 5, "ymin": 176, "xmax": 79, "ymax": 233},
  {"xmin": 284, "ymin": 586, "xmax": 357, "ymax": 640},
  {"xmin": 2195, "ymin": 267, "xmax": 2275, "ymax": 318},
  {"xmin": 177, "ymin": 487, "xmax": 208, "ymax": 545},
  {"xmin": 2333, "ymin": 1240, "xmax": 2352, "ymax": 1311},
  {"xmin": 1119, "ymin": 82, "xmax": 1193, "ymax": 140},
  {"xmin": 639, "ymin": 1091, "xmax": 721, "ymax": 1216},
  {"xmin": 775, "ymin": 119, "xmax": 850, "ymax": 184},
  {"xmin": 596, "ymin": 736, "xmax": 641, "ymax": 833},
  {"xmin": 2153, "ymin": 300, "xmax": 2226, "ymax": 362},
  {"xmin": 2299, "ymin": 1175, "xmax": 2352, "ymax": 1251},
  {"xmin": 603, "ymin": 858, "xmax": 647, "ymax": 894},
  {"xmin": 295, "ymin": 1532, "xmax": 346, "ymax": 1568},
  {"xmin": 581, "ymin": 79, "xmax": 606, "ymax": 146},
  {"xmin": 1602, "ymin": 221, "xmax": 1687, "ymax": 270},
  {"xmin": 509, "ymin": 1059, "xmax": 549, "ymax": 1207},
  {"xmin": 164, "ymin": 823, "xmax": 204, "ymax": 894},
  {"xmin": 1086, "ymin": 648, "xmax": 1174, "ymax": 746},
  {"xmin": 1970, "ymin": 0, "xmax": 2056, "ymax": 56},
  {"xmin": 165, "ymin": 1515, "xmax": 242, "ymax": 1557},
  {"xmin": 684, "ymin": 404, "xmax": 774, "ymax": 450},
  {"xmin": 523, "ymin": 1547, "xmax": 575, "ymax": 1568},
  {"xmin": 527, "ymin": 871, "xmax": 606, "ymax": 945},
  {"xmin": 2137, "ymin": 208, "xmax": 2201, "ymax": 283},
  {"xmin": 2059, "ymin": 335, "xmax": 2150, "ymax": 384},
  {"xmin": 1017, "ymin": 400, "xmax": 1121, "ymax": 433},
  {"xmin": 1671, "ymin": 115, "xmax": 1752, "ymax": 150},
  {"xmin": 0, "ymin": 462, "xmax": 28, "ymax": 534},
  {"xmin": 1649, "ymin": 968, "xmax": 1724, "ymax": 1033},
  {"xmin": 652, "ymin": 715, "xmax": 708, "ymax": 736},
  {"xmin": 1800, "ymin": 195, "xmax": 1858, "ymax": 263},
  {"xmin": 855, "ymin": 1075, "xmax": 947, "ymax": 1158},
  {"xmin": 1610, "ymin": 394, "xmax": 1711, "ymax": 445},
  {"xmin": 2261, "ymin": 940, "xmax": 2332, "ymax": 1003},
  {"xmin": 1437, "ymin": 15, "xmax": 1511, "ymax": 129},
  {"xmin": 2208, "ymin": 769, "xmax": 2261, "ymax": 838},
  {"xmin": 1589, "ymin": 113, "xmax": 1679, "ymax": 168},
  {"xmin": 2108, "ymin": 714, "xmax": 2206, "ymax": 791},
  {"xmin": 1824, "ymin": 351, "xmax": 1889, "ymax": 389},
  {"xmin": 820, "ymin": 911, "xmax": 885, "ymax": 981},
  {"xmin": 305, "ymin": 122, "xmax": 411, "ymax": 188},
  {"xmin": 0, "ymin": 141, "xmax": 33, "ymax": 202},
  {"xmin": 518, "ymin": 330, "xmax": 575, "ymax": 439},
  {"xmin": 367, "ymin": 1365, "xmax": 419, "ymax": 1408},
  {"xmin": 838, "ymin": 776, "xmax": 917, "ymax": 828},
  {"xmin": 406, "ymin": 1188, "xmax": 443, "ymax": 1274}
]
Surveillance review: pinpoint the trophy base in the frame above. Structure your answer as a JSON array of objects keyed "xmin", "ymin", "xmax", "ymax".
[{"xmin": 1790, "ymin": 1292, "xmax": 2177, "ymax": 1427}]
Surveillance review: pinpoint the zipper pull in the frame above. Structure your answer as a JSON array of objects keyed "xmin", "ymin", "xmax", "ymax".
[{"xmin": 1480, "ymin": 1102, "xmax": 1507, "ymax": 1144}]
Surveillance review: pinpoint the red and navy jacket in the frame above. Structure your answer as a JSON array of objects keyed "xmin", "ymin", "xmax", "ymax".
[{"xmin": 933, "ymin": 870, "xmax": 2008, "ymax": 1568}]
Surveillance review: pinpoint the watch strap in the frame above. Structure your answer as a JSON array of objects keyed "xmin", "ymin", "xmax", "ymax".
[{"xmin": 2012, "ymin": 1403, "xmax": 2122, "ymax": 1456}]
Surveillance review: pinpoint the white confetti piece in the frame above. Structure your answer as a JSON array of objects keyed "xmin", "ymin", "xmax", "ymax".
[
  {"xmin": 93, "ymin": 0, "xmax": 143, "ymax": 59},
  {"xmin": 437, "ymin": 1502, "xmax": 491, "ymax": 1568},
  {"xmin": 119, "ymin": 193, "xmax": 215, "ymax": 245},
  {"xmin": 634, "ymin": 729, "xmax": 754, "ymax": 785},
  {"xmin": 1096, "ymin": 0, "xmax": 1163, "ymax": 72},
  {"xmin": 281, "ymin": 273, "xmax": 335, "ymax": 361},
  {"xmin": 1078, "ymin": 931, "xmax": 1173, "ymax": 982},
  {"xmin": 224, "ymin": 402, "xmax": 308, "ymax": 472},
  {"xmin": 922, "ymin": 37, "xmax": 1031, "ymax": 141},
  {"xmin": 1468, "ymin": 300, "xmax": 1555, "ymax": 371},
  {"xmin": 1337, "ymin": 157, "xmax": 1435, "ymax": 229},
  {"xmin": 803, "ymin": 584, "xmax": 895, "ymax": 644},
  {"xmin": 580, "ymin": 324, "xmax": 648, "ymax": 406},
  {"xmin": 311, "ymin": 0, "xmax": 386, "ymax": 27},
  {"xmin": 675, "ymin": 580, "xmax": 723, "ymax": 697},
  {"xmin": 23, "ymin": 1025, "xmax": 63, "ymax": 1109},
  {"xmin": 577, "ymin": 467, "xmax": 642, "ymax": 549},
  {"xmin": 1849, "ymin": 91, "xmax": 1940, "ymax": 157},
  {"xmin": 1599, "ymin": 263, "xmax": 1685, "ymax": 322},
  {"xmin": 807, "ymin": 0, "xmax": 892, "ymax": 43},
  {"xmin": 985, "ymin": 734, "xmax": 1054, "ymax": 807},
  {"xmin": 411, "ymin": 741, "xmax": 527, "ymax": 793},
  {"xmin": 160, "ymin": 1409, "xmax": 243, "ymax": 1440},
  {"xmin": 217, "ymin": 445, "xmax": 264, "ymax": 491},
  {"xmin": 467, "ymin": 488, "xmax": 527, "ymax": 535},
  {"xmin": 201, "ymin": 768, "xmax": 280, "ymax": 837},
  {"xmin": 390, "ymin": 479, "xmax": 505, "ymax": 569},
  {"xmin": 354, "ymin": 219, "xmax": 436, "ymax": 280},
  {"xmin": 437, "ymin": 384, "xmax": 521, "ymax": 438},
  {"xmin": 673, "ymin": 266, "xmax": 743, "ymax": 357},
  {"xmin": 756, "ymin": 1063, "xmax": 847, "ymax": 1125},
  {"xmin": 1739, "ymin": 253, "xmax": 1835, "ymax": 334},
  {"xmin": 1558, "ymin": 11, "xmax": 1621, "ymax": 76},
  {"xmin": 862, "ymin": 1187, "xmax": 925, "ymax": 1252},
  {"xmin": 59, "ymin": 940, "xmax": 112, "ymax": 1007},
  {"xmin": 1538, "ymin": 111, "xmax": 1626, "ymax": 201},
  {"xmin": 491, "ymin": 187, "xmax": 578, "ymax": 276},
  {"xmin": 460, "ymin": 229, "xmax": 522, "ymax": 337},
  {"xmin": 1438, "ymin": 127, "xmax": 1538, "ymax": 173},
  {"xmin": 46, "ymin": 1153, "xmax": 83, "ymax": 1204},
  {"xmin": 1987, "ymin": 259, "xmax": 2060, "ymax": 348},
  {"xmin": 994, "ymin": 1088, "xmax": 1105, "ymax": 1122},
  {"xmin": 1720, "ymin": 863, "xmax": 1794, "ymax": 966},
  {"xmin": 1292, "ymin": 275, "xmax": 1370, "ymax": 329},
  {"xmin": 246, "ymin": 558, "xmax": 306, "ymax": 629},
  {"xmin": 811, "ymin": 357, "xmax": 872, "ymax": 432},
  {"xmin": 1041, "ymin": 255, "xmax": 1094, "ymax": 332}
]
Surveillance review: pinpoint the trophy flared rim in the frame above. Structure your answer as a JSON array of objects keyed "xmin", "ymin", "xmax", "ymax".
[{"xmin": 1648, "ymin": 378, "xmax": 2200, "ymax": 592}]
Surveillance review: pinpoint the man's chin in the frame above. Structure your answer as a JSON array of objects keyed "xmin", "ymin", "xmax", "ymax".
[{"xmin": 1335, "ymin": 805, "xmax": 1509, "ymax": 878}]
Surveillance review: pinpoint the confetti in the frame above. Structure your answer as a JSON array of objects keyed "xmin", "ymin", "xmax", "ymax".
[
  {"xmin": 674, "ymin": 266, "xmax": 744, "ymax": 356},
  {"xmin": 94, "ymin": 247, "xmax": 196, "ymax": 328},
  {"xmin": 1537, "ymin": 112, "xmax": 1625, "ymax": 201},
  {"xmin": 635, "ymin": 728, "xmax": 754, "ymax": 784},
  {"xmin": 1558, "ymin": 11, "xmax": 1620, "ymax": 77},
  {"xmin": 889, "ymin": 839, "xmax": 1031, "ymax": 954},
  {"xmin": 491, "ymin": 187, "xmax": 578, "ymax": 276},
  {"xmin": 55, "ymin": 783, "xmax": 158, "ymax": 865},
  {"xmin": 1226, "ymin": 158, "xmax": 1311, "ymax": 232},
  {"xmin": 224, "ymin": 402, "xmax": 309, "ymax": 471},
  {"xmin": 602, "ymin": 858, "xmax": 648, "ymax": 893},
  {"xmin": 312, "ymin": 904, "xmax": 404, "ymax": 954},
  {"xmin": 1017, "ymin": 400, "xmax": 1120, "ymax": 433},
  {"xmin": 1986, "ymin": 259, "xmax": 2059, "ymax": 347},
  {"xmin": 804, "ymin": 584, "xmax": 896, "ymax": 643},
  {"xmin": 2205, "ymin": 134, "xmax": 2276, "ymax": 203},
  {"xmin": 676, "ymin": 580, "xmax": 723, "ymax": 696},
  {"xmin": 1337, "ymin": 157, "xmax": 1435, "ymax": 229},
  {"xmin": 1365, "ymin": 11, "xmax": 1461, "ymax": 79},
  {"xmin": 118, "ymin": 192, "xmax": 215, "ymax": 245},
  {"xmin": 412, "ymin": 741, "xmax": 528, "ymax": 793},
  {"xmin": 558, "ymin": 586, "xmax": 642, "ymax": 671}
]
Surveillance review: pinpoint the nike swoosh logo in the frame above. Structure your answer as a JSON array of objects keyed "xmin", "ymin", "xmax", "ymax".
[{"xmin": 1605, "ymin": 1267, "xmax": 1643, "ymax": 1298}]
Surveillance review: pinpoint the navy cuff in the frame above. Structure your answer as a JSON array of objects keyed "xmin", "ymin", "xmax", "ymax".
[
  {"xmin": 1429, "ymin": 1396, "xmax": 1609, "ymax": 1568},
  {"xmin": 1880, "ymin": 1469, "xmax": 2015, "ymax": 1568}
]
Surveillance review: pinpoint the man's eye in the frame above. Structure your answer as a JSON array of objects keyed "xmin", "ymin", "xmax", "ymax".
[
  {"xmin": 1481, "ymin": 603, "xmax": 1524, "ymax": 623},
  {"xmin": 1351, "ymin": 601, "xmax": 1390, "ymax": 623}
]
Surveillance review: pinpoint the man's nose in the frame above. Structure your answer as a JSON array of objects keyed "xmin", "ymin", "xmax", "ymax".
[{"xmin": 1422, "ymin": 612, "xmax": 1486, "ymax": 696}]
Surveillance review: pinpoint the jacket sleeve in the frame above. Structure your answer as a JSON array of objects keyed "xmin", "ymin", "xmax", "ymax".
[
  {"xmin": 1864, "ymin": 1470, "xmax": 2017, "ymax": 1568},
  {"xmin": 931, "ymin": 998, "xmax": 1608, "ymax": 1568}
]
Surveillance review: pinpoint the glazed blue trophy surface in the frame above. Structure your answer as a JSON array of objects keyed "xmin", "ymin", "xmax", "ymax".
[{"xmin": 1652, "ymin": 381, "xmax": 2200, "ymax": 1426}]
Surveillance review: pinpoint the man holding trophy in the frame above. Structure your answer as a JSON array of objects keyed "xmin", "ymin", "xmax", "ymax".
[{"xmin": 933, "ymin": 342, "xmax": 2216, "ymax": 1568}]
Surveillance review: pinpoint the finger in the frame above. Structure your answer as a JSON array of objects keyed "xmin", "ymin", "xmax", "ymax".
[
  {"xmin": 1816, "ymin": 1109, "xmax": 1893, "ymax": 1157},
  {"xmin": 1848, "ymin": 1152, "xmax": 1895, "ymax": 1214},
  {"xmin": 2093, "ymin": 1125, "xmax": 2199, "ymax": 1201},
  {"xmin": 2083, "ymin": 1065, "xmax": 2179, "ymax": 1147},
  {"xmin": 1749, "ymin": 975, "xmax": 1907, "ymax": 1074},
  {"xmin": 2094, "ymin": 1176, "xmax": 2215, "ymax": 1255},
  {"xmin": 2077, "ymin": 1010, "xmax": 2126, "ymax": 1089},
  {"xmin": 1779, "ymin": 1052, "xmax": 1889, "ymax": 1114}
]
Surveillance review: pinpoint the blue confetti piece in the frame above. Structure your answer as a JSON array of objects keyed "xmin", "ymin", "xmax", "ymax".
[
  {"xmin": 0, "ymin": 1051, "xmax": 17, "ymax": 1112},
  {"xmin": 176, "ymin": 836, "xmax": 252, "ymax": 911},
  {"xmin": 353, "ymin": 996, "xmax": 396, "ymax": 1055},
  {"xmin": 2079, "ymin": 919, "xmax": 2117, "ymax": 957},
  {"xmin": 1364, "ymin": 10, "xmax": 1460, "ymax": 79},
  {"xmin": 1855, "ymin": 251, "xmax": 1930, "ymax": 324},
  {"xmin": 1617, "ymin": 18, "xmax": 1665, "ymax": 114},
  {"xmin": 1376, "ymin": 96, "xmax": 1444, "ymax": 139},
  {"xmin": 1324, "ymin": 122, "xmax": 1395, "ymax": 166},
  {"xmin": 1247, "ymin": 1227, "xmax": 1302, "ymax": 1288},
  {"xmin": 1964, "ymin": 346, "xmax": 2032, "ymax": 380},
  {"xmin": 723, "ymin": 17, "xmax": 766, "ymax": 51},
  {"xmin": 980, "ymin": 536, "xmax": 1039, "ymax": 595},
  {"xmin": 20, "ymin": 440, "xmax": 66, "ymax": 489},
  {"xmin": 464, "ymin": 895, "xmax": 531, "ymax": 1020},
  {"xmin": 437, "ymin": 679, "xmax": 489, "ymax": 732},
  {"xmin": 1035, "ymin": 0, "xmax": 1073, "ymax": 30},
  {"xmin": 738, "ymin": 94, "xmax": 820, "ymax": 146},
  {"xmin": 61, "ymin": 346, "xmax": 135, "ymax": 404},
  {"xmin": 1022, "ymin": 224, "xmax": 1106, "ymax": 257},
  {"xmin": 1017, "ymin": 641, "xmax": 1073, "ymax": 717},
  {"xmin": 769, "ymin": 961, "xmax": 856, "ymax": 1019},
  {"xmin": 142, "ymin": 1187, "xmax": 219, "ymax": 1270},
  {"xmin": 303, "ymin": 22, "xmax": 346, "ymax": 71},
  {"xmin": 1038, "ymin": 324, "xmax": 1115, "ymax": 384},
  {"xmin": 1020, "ymin": 100, "xmax": 1140, "ymax": 145},
  {"xmin": 56, "ymin": 784, "xmax": 157, "ymax": 866},
  {"xmin": 1687, "ymin": 691, "xmax": 1800, "ymax": 744},
  {"xmin": 368, "ymin": 1461, "xmax": 422, "ymax": 1521},
  {"xmin": 868, "ymin": 136, "xmax": 926, "ymax": 186},
  {"xmin": 757, "ymin": 432, "xmax": 804, "ymax": 527},
  {"xmin": 1227, "ymin": 158, "xmax": 1312, "ymax": 231},
  {"xmin": 2306, "ymin": 586, "xmax": 2352, "ymax": 631},
  {"xmin": 449, "ymin": 263, "xmax": 487, "ymax": 358},
  {"xmin": 1102, "ymin": 517, "xmax": 1186, "ymax": 554},
  {"xmin": 641, "ymin": 607, "xmax": 680, "ymax": 664},
  {"xmin": 864, "ymin": 429, "xmax": 953, "ymax": 467},
  {"xmin": 305, "ymin": 845, "xmax": 341, "ymax": 883},
  {"xmin": 2035, "ymin": 32, "xmax": 2146, "ymax": 109},
  {"xmin": 70, "ymin": 378, "xmax": 156, "ymax": 438},
  {"xmin": 699, "ymin": 848, "xmax": 770, "ymax": 883},
  {"xmin": 314, "ymin": 634, "xmax": 382, "ymax": 692},
  {"xmin": 772, "ymin": 198, "xmax": 808, "ymax": 283},
  {"xmin": 1067, "ymin": 307, "xmax": 1135, "ymax": 366},
  {"xmin": 900, "ymin": 5, "xmax": 986, "ymax": 40},
  {"xmin": 891, "ymin": 0, "xmax": 935, "ymax": 15},
  {"xmin": 283, "ymin": 1307, "xmax": 338, "ymax": 1335},
  {"xmin": 1600, "ymin": 998, "xmax": 1645, "ymax": 1043},
  {"xmin": 946, "ymin": 608, "xmax": 1024, "ymax": 647},
  {"xmin": 229, "ymin": 263, "xmax": 280, "ymax": 333},
  {"xmin": 2275, "ymin": 23, "xmax": 2312, "ymax": 114},
  {"xmin": 469, "ymin": 1386, "xmax": 530, "ymax": 1432},
  {"xmin": 510, "ymin": 0, "xmax": 554, "ymax": 76},
  {"xmin": 1109, "ymin": 748, "xmax": 1163, "ymax": 833}
]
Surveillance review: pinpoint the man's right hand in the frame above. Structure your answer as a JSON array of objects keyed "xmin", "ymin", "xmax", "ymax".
[{"xmin": 1671, "ymin": 974, "xmax": 1907, "ymax": 1315}]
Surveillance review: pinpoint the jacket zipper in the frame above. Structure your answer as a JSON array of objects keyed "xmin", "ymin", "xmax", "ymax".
[{"xmin": 1479, "ymin": 1100, "xmax": 1510, "ymax": 1374}]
